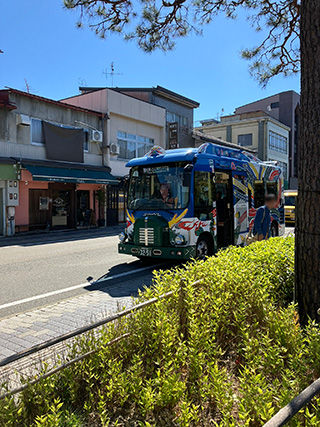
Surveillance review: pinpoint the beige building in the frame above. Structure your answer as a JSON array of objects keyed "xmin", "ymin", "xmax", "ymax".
[
  {"xmin": 195, "ymin": 110, "xmax": 290, "ymax": 182},
  {"xmin": 61, "ymin": 88, "xmax": 166, "ymax": 178}
]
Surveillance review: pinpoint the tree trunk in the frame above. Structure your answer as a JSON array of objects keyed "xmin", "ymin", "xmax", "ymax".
[{"xmin": 295, "ymin": 0, "xmax": 320, "ymax": 324}]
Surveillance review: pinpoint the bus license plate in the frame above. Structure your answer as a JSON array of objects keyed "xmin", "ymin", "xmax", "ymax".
[{"xmin": 140, "ymin": 247, "xmax": 152, "ymax": 257}]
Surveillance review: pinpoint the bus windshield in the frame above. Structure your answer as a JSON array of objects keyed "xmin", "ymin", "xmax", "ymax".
[
  {"xmin": 285, "ymin": 196, "xmax": 296, "ymax": 206},
  {"xmin": 128, "ymin": 163, "xmax": 190, "ymax": 211}
]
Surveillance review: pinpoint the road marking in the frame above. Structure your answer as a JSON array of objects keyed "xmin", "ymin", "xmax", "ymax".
[
  {"xmin": 0, "ymin": 264, "xmax": 165, "ymax": 310},
  {"xmin": 0, "ymin": 234, "xmax": 117, "ymax": 249}
]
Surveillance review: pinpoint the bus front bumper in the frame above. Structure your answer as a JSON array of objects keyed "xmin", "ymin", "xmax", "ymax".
[{"xmin": 118, "ymin": 242, "xmax": 196, "ymax": 260}]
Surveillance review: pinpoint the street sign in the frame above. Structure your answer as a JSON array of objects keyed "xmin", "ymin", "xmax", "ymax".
[{"xmin": 169, "ymin": 122, "xmax": 178, "ymax": 149}]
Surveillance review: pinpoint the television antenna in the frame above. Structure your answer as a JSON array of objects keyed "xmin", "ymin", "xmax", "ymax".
[
  {"xmin": 24, "ymin": 79, "xmax": 30, "ymax": 93},
  {"xmin": 23, "ymin": 79, "xmax": 37, "ymax": 94},
  {"xmin": 78, "ymin": 77, "xmax": 87, "ymax": 88},
  {"xmin": 102, "ymin": 62, "xmax": 123, "ymax": 87}
]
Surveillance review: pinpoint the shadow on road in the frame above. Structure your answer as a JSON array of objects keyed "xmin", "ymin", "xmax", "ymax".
[{"xmin": 84, "ymin": 259, "xmax": 179, "ymax": 298}]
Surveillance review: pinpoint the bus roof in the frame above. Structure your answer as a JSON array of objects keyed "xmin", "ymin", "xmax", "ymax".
[{"xmin": 126, "ymin": 143, "xmax": 272, "ymax": 170}]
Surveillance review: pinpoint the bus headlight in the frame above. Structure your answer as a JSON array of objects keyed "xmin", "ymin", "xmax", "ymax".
[
  {"xmin": 175, "ymin": 234, "xmax": 185, "ymax": 245},
  {"xmin": 119, "ymin": 232, "xmax": 127, "ymax": 243}
]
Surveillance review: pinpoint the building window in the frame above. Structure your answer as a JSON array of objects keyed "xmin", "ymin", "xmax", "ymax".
[
  {"xmin": 31, "ymin": 118, "xmax": 45, "ymax": 145},
  {"xmin": 117, "ymin": 131, "xmax": 154, "ymax": 160},
  {"xmin": 238, "ymin": 133, "xmax": 253, "ymax": 146},
  {"xmin": 277, "ymin": 161, "xmax": 288, "ymax": 180},
  {"xmin": 166, "ymin": 111, "xmax": 188, "ymax": 127},
  {"xmin": 83, "ymin": 130, "xmax": 89, "ymax": 152},
  {"xmin": 269, "ymin": 131, "xmax": 287, "ymax": 154}
]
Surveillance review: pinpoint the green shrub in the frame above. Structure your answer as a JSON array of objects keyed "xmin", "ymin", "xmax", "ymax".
[{"xmin": 3, "ymin": 236, "xmax": 320, "ymax": 427}]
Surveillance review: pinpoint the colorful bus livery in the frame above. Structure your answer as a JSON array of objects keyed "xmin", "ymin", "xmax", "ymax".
[{"xmin": 118, "ymin": 143, "xmax": 284, "ymax": 260}]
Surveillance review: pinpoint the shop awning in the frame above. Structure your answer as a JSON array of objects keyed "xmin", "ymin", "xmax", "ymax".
[{"xmin": 24, "ymin": 165, "xmax": 118, "ymax": 185}]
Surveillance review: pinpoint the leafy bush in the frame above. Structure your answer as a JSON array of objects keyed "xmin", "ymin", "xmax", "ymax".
[{"xmin": 2, "ymin": 236, "xmax": 320, "ymax": 426}]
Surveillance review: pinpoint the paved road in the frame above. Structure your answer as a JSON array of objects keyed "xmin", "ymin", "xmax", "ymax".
[
  {"xmin": 0, "ymin": 226, "xmax": 294, "ymax": 320},
  {"xmin": 0, "ymin": 228, "xmax": 166, "ymax": 319}
]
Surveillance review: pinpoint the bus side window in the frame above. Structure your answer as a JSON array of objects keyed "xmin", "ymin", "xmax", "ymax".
[
  {"xmin": 267, "ymin": 181, "xmax": 278, "ymax": 197},
  {"xmin": 253, "ymin": 181, "xmax": 265, "ymax": 208},
  {"xmin": 194, "ymin": 171, "xmax": 215, "ymax": 220},
  {"xmin": 248, "ymin": 188, "xmax": 252, "ymax": 209}
]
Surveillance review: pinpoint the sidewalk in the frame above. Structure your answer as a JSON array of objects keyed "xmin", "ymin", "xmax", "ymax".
[
  {"xmin": 0, "ymin": 273, "xmax": 152, "ymax": 393},
  {"xmin": 0, "ymin": 224, "xmax": 124, "ymax": 247}
]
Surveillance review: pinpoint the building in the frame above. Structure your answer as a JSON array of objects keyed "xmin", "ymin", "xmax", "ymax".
[
  {"xmin": 0, "ymin": 88, "xmax": 118, "ymax": 236},
  {"xmin": 235, "ymin": 91, "xmax": 300, "ymax": 188},
  {"xmin": 61, "ymin": 87, "xmax": 167, "ymax": 224},
  {"xmin": 195, "ymin": 110, "xmax": 290, "ymax": 184},
  {"xmin": 78, "ymin": 86, "xmax": 200, "ymax": 149}
]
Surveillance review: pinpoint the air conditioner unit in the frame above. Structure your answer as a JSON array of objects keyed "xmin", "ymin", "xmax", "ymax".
[
  {"xmin": 110, "ymin": 143, "xmax": 120, "ymax": 155},
  {"xmin": 16, "ymin": 114, "xmax": 31, "ymax": 126},
  {"xmin": 89, "ymin": 130, "xmax": 103, "ymax": 143}
]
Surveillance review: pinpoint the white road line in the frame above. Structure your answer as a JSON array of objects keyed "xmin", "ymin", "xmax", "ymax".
[
  {"xmin": 0, "ymin": 264, "xmax": 164, "ymax": 310},
  {"xmin": 0, "ymin": 234, "xmax": 115, "ymax": 249}
]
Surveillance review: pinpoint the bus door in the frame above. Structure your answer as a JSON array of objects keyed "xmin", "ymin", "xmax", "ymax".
[
  {"xmin": 232, "ymin": 171, "xmax": 248, "ymax": 245},
  {"xmin": 215, "ymin": 171, "xmax": 233, "ymax": 247}
]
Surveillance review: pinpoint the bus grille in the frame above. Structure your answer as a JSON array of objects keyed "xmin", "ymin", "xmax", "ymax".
[{"xmin": 139, "ymin": 228, "xmax": 155, "ymax": 245}]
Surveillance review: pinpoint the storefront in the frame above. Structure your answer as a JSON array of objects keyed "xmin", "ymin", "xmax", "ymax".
[{"xmin": 15, "ymin": 164, "xmax": 117, "ymax": 232}]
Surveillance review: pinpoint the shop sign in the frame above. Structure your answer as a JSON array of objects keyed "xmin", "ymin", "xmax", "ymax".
[{"xmin": 169, "ymin": 122, "xmax": 178, "ymax": 149}]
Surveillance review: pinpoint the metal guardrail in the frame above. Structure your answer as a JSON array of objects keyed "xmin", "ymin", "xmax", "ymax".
[
  {"xmin": 0, "ymin": 289, "xmax": 177, "ymax": 400},
  {"xmin": 263, "ymin": 378, "xmax": 320, "ymax": 427},
  {"xmin": 0, "ymin": 291, "xmax": 174, "ymax": 368}
]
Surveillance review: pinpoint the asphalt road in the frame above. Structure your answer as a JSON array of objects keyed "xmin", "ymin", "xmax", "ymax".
[
  {"xmin": 0, "ymin": 226, "xmax": 294, "ymax": 320},
  {"xmin": 0, "ymin": 228, "xmax": 167, "ymax": 319}
]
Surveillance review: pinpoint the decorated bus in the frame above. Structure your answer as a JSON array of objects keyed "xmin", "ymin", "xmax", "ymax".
[{"xmin": 118, "ymin": 143, "xmax": 284, "ymax": 260}]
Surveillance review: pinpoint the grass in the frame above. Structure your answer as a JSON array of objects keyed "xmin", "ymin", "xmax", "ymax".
[{"xmin": 2, "ymin": 236, "xmax": 320, "ymax": 426}]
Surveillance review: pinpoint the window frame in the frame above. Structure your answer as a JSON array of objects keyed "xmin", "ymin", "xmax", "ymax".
[
  {"xmin": 83, "ymin": 130, "xmax": 89, "ymax": 153},
  {"xmin": 238, "ymin": 133, "xmax": 253, "ymax": 147},
  {"xmin": 117, "ymin": 131, "xmax": 155, "ymax": 160},
  {"xmin": 31, "ymin": 118, "xmax": 45, "ymax": 146},
  {"xmin": 269, "ymin": 130, "xmax": 287, "ymax": 154}
]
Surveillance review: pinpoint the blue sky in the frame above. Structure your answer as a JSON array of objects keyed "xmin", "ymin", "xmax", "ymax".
[{"xmin": 1, "ymin": 0, "xmax": 300, "ymax": 124}]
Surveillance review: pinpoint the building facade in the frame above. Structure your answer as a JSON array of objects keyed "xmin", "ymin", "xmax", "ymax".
[
  {"xmin": 79, "ymin": 86, "xmax": 199, "ymax": 150},
  {"xmin": 195, "ymin": 110, "xmax": 290, "ymax": 185},
  {"xmin": 61, "ymin": 87, "xmax": 167, "ymax": 223},
  {"xmin": 0, "ymin": 88, "xmax": 117, "ymax": 236},
  {"xmin": 235, "ymin": 91, "xmax": 300, "ymax": 189}
]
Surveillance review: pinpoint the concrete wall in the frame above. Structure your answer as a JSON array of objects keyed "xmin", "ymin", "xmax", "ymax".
[
  {"xmin": 0, "ymin": 92, "xmax": 103, "ymax": 166},
  {"xmin": 195, "ymin": 120, "xmax": 260, "ymax": 152}
]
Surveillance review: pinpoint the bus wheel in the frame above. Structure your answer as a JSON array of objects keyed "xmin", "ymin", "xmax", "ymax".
[
  {"xmin": 270, "ymin": 222, "xmax": 278, "ymax": 237},
  {"xmin": 196, "ymin": 235, "xmax": 213, "ymax": 259}
]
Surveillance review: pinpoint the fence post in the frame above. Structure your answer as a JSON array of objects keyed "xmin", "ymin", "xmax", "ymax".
[{"xmin": 179, "ymin": 278, "xmax": 188, "ymax": 341}]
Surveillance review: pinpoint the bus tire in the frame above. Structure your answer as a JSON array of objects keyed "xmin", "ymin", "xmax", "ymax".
[
  {"xmin": 270, "ymin": 222, "xmax": 278, "ymax": 237},
  {"xmin": 196, "ymin": 235, "xmax": 213, "ymax": 259}
]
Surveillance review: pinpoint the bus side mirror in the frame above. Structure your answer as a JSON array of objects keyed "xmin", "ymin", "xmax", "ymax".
[{"xmin": 183, "ymin": 164, "xmax": 193, "ymax": 187}]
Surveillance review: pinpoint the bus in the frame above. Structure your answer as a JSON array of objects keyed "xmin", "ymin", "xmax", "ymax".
[
  {"xmin": 284, "ymin": 189, "xmax": 297, "ymax": 224},
  {"xmin": 118, "ymin": 143, "xmax": 285, "ymax": 260}
]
